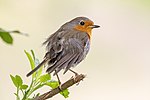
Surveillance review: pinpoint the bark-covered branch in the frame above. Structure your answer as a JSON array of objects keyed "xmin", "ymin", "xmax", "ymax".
[{"xmin": 34, "ymin": 74, "xmax": 86, "ymax": 100}]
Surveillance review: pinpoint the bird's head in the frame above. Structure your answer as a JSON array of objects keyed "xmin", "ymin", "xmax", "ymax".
[{"xmin": 66, "ymin": 17, "xmax": 100, "ymax": 38}]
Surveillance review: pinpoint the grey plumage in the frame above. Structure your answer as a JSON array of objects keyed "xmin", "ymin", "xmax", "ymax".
[{"xmin": 26, "ymin": 17, "xmax": 93, "ymax": 77}]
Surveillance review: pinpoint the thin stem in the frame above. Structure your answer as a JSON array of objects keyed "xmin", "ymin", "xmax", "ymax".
[
  {"xmin": 26, "ymin": 79, "xmax": 41, "ymax": 98},
  {"xmin": 16, "ymin": 87, "xmax": 20, "ymax": 100},
  {"xmin": 25, "ymin": 79, "xmax": 34, "ymax": 98},
  {"xmin": 29, "ymin": 79, "xmax": 34, "ymax": 90},
  {"xmin": 29, "ymin": 84, "xmax": 44, "ymax": 96}
]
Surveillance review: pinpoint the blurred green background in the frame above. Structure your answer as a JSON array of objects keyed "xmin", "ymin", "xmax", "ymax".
[{"xmin": 0, "ymin": 0, "xmax": 150, "ymax": 100}]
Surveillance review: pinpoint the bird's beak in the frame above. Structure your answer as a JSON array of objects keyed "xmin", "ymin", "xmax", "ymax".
[{"xmin": 89, "ymin": 25, "xmax": 100, "ymax": 28}]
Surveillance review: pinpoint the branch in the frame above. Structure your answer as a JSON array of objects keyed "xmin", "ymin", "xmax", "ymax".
[{"xmin": 34, "ymin": 74, "xmax": 86, "ymax": 100}]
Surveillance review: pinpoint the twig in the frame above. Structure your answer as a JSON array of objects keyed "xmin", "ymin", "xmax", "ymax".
[{"xmin": 34, "ymin": 74, "xmax": 86, "ymax": 100}]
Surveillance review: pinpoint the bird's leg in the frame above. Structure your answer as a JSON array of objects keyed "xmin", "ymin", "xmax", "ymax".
[
  {"xmin": 69, "ymin": 69, "xmax": 79, "ymax": 76},
  {"xmin": 55, "ymin": 70, "xmax": 62, "ymax": 91},
  {"xmin": 69, "ymin": 69, "xmax": 80, "ymax": 85}
]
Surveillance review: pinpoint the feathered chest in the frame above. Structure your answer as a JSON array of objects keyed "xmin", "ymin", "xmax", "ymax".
[{"xmin": 64, "ymin": 31, "xmax": 90, "ymax": 55}]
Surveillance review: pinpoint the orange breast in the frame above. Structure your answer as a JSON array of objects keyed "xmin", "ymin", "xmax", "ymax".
[
  {"xmin": 75, "ymin": 26, "xmax": 92, "ymax": 37},
  {"xmin": 74, "ymin": 23, "xmax": 93, "ymax": 39}
]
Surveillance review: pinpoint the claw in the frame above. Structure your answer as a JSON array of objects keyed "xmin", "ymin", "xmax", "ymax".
[
  {"xmin": 58, "ymin": 84, "xmax": 62, "ymax": 91},
  {"xmin": 69, "ymin": 69, "xmax": 79, "ymax": 76}
]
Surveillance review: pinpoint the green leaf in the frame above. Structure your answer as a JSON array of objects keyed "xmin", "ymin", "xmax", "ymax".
[
  {"xmin": 20, "ymin": 84, "xmax": 28, "ymax": 90},
  {"xmin": 15, "ymin": 75, "xmax": 23, "ymax": 87},
  {"xmin": 24, "ymin": 50, "xmax": 35, "ymax": 70},
  {"xmin": 10, "ymin": 75, "xmax": 23, "ymax": 88},
  {"xmin": 0, "ymin": 28, "xmax": 27, "ymax": 44},
  {"xmin": 10, "ymin": 75, "xmax": 18, "ymax": 87},
  {"xmin": 40, "ymin": 74, "xmax": 51, "ymax": 83},
  {"xmin": 24, "ymin": 50, "xmax": 36, "ymax": 78},
  {"xmin": 9, "ymin": 30, "xmax": 29, "ymax": 36},
  {"xmin": 0, "ymin": 31, "xmax": 13, "ymax": 44},
  {"xmin": 46, "ymin": 81, "xmax": 59, "ymax": 89},
  {"xmin": 60, "ymin": 89, "xmax": 69, "ymax": 98},
  {"xmin": 31, "ymin": 50, "xmax": 35, "ymax": 61},
  {"xmin": 46, "ymin": 80, "xmax": 69, "ymax": 98}
]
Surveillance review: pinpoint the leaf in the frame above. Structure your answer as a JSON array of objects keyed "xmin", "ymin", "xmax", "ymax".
[
  {"xmin": 15, "ymin": 75, "xmax": 23, "ymax": 87},
  {"xmin": 31, "ymin": 50, "xmax": 35, "ymax": 61},
  {"xmin": 9, "ymin": 30, "xmax": 29, "ymax": 36},
  {"xmin": 10, "ymin": 75, "xmax": 23, "ymax": 88},
  {"xmin": 46, "ymin": 80, "xmax": 69, "ymax": 98},
  {"xmin": 60, "ymin": 89, "xmax": 69, "ymax": 98},
  {"xmin": 24, "ymin": 50, "xmax": 36, "ymax": 78},
  {"xmin": 0, "ymin": 28, "xmax": 27, "ymax": 44},
  {"xmin": 20, "ymin": 84, "xmax": 28, "ymax": 90},
  {"xmin": 10, "ymin": 75, "xmax": 18, "ymax": 87},
  {"xmin": 0, "ymin": 31, "xmax": 13, "ymax": 44},
  {"xmin": 46, "ymin": 81, "xmax": 59, "ymax": 89},
  {"xmin": 40, "ymin": 74, "xmax": 51, "ymax": 83},
  {"xmin": 24, "ymin": 50, "xmax": 35, "ymax": 70}
]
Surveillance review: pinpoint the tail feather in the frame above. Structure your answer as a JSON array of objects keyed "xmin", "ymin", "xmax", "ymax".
[{"xmin": 26, "ymin": 59, "xmax": 47, "ymax": 77}]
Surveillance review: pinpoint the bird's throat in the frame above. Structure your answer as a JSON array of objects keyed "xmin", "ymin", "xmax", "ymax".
[{"xmin": 74, "ymin": 26, "xmax": 92, "ymax": 39}]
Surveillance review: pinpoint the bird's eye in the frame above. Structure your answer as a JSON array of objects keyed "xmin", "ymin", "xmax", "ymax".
[{"xmin": 79, "ymin": 20, "xmax": 85, "ymax": 26}]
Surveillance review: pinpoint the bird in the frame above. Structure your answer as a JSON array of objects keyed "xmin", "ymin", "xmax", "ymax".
[{"xmin": 26, "ymin": 17, "xmax": 100, "ymax": 82}]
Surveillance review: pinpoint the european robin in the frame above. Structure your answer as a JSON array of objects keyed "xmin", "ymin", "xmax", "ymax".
[{"xmin": 26, "ymin": 17, "xmax": 100, "ymax": 80}]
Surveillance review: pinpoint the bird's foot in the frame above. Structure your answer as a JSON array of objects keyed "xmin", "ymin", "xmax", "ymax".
[{"xmin": 58, "ymin": 84, "xmax": 62, "ymax": 91}]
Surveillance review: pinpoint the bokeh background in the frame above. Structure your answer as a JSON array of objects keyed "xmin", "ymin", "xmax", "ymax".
[{"xmin": 0, "ymin": 0, "xmax": 150, "ymax": 100}]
